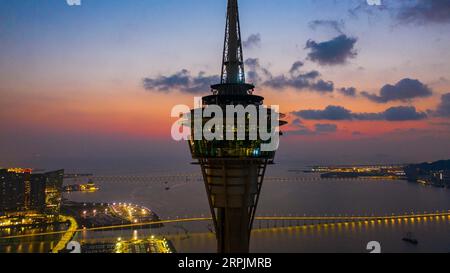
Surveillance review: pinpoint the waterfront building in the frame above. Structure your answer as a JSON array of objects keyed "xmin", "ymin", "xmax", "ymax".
[
  {"xmin": 0, "ymin": 169, "xmax": 28, "ymax": 213},
  {"xmin": 0, "ymin": 168, "xmax": 64, "ymax": 215}
]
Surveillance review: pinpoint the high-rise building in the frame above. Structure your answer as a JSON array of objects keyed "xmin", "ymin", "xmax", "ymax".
[
  {"xmin": 29, "ymin": 174, "xmax": 46, "ymax": 212},
  {"xmin": 43, "ymin": 169, "xmax": 64, "ymax": 214},
  {"xmin": 188, "ymin": 0, "xmax": 285, "ymax": 253},
  {"xmin": 0, "ymin": 168, "xmax": 64, "ymax": 215},
  {"xmin": 0, "ymin": 169, "xmax": 28, "ymax": 213}
]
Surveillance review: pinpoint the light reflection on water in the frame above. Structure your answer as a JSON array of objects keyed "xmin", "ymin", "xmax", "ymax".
[
  {"xmin": 0, "ymin": 237, "xmax": 58, "ymax": 253},
  {"xmin": 64, "ymin": 176, "xmax": 450, "ymax": 218},
  {"xmin": 65, "ymin": 176, "xmax": 450, "ymax": 253},
  {"xmin": 48, "ymin": 215, "xmax": 450, "ymax": 253},
  {"xmin": 168, "ymin": 216, "xmax": 450, "ymax": 253},
  {"xmin": 0, "ymin": 223, "xmax": 67, "ymax": 253}
]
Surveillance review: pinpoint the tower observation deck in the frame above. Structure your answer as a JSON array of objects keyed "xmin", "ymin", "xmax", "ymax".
[{"xmin": 188, "ymin": 0, "xmax": 285, "ymax": 253}]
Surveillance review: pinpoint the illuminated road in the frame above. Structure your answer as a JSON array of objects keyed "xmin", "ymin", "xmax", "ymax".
[
  {"xmin": 1, "ymin": 211, "xmax": 449, "ymax": 240},
  {"xmin": 110, "ymin": 203, "xmax": 154, "ymax": 224},
  {"xmin": 51, "ymin": 215, "xmax": 78, "ymax": 253}
]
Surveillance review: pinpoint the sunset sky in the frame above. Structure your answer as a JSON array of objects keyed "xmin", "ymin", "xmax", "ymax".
[{"xmin": 1, "ymin": 0, "xmax": 450, "ymax": 172}]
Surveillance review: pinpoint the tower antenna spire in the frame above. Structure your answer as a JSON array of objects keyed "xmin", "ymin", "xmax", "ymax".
[{"xmin": 221, "ymin": 0, "xmax": 245, "ymax": 84}]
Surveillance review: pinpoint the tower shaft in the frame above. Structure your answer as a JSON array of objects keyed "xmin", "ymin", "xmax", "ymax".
[{"xmin": 199, "ymin": 159, "xmax": 268, "ymax": 253}]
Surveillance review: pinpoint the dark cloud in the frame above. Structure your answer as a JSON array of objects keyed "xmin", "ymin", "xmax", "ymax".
[
  {"xmin": 264, "ymin": 73, "xmax": 333, "ymax": 93},
  {"xmin": 397, "ymin": 0, "xmax": 450, "ymax": 25},
  {"xmin": 289, "ymin": 61, "xmax": 304, "ymax": 74},
  {"xmin": 293, "ymin": 105, "xmax": 427, "ymax": 121},
  {"xmin": 339, "ymin": 87, "xmax": 357, "ymax": 97},
  {"xmin": 361, "ymin": 78, "xmax": 433, "ymax": 103},
  {"xmin": 263, "ymin": 61, "xmax": 333, "ymax": 93},
  {"xmin": 311, "ymin": 80, "xmax": 335, "ymax": 92},
  {"xmin": 291, "ymin": 118, "xmax": 304, "ymax": 127},
  {"xmin": 244, "ymin": 58, "xmax": 334, "ymax": 93},
  {"xmin": 309, "ymin": 19, "xmax": 345, "ymax": 34},
  {"xmin": 294, "ymin": 105, "xmax": 353, "ymax": 121},
  {"xmin": 243, "ymin": 33, "xmax": 261, "ymax": 49},
  {"xmin": 244, "ymin": 58, "xmax": 260, "ymax": 67},
  {"xmin": 244, "ymin": 58, "xmax": 271, "ymax": 84},
  {"xmin": 287, "ymin": 123, "xmax": 337, "ymax": 136},
  {"xmin": 143, "ymin": 59, "xmax": 335, "ymax": 95},
  {"xmin": 143, "ymin": 70, "xmax": 220, "ymax": 94},
  {"xmin": 315, "ymin": 123, "xmax": 338, "ymax": 133},
  {"xmin": 287, "ymin": 117, "xmax": 337, "ymax": 136},
  {"xmin": 381, "ymin": 106, "xmax": 428, "ymax": 121},
  {"xmin": 435, "ymin": 93, "xmax": 450, "ymax": 117},
  {"xmin": 305, "ymin": 35, "xmax": 358, "ymax": 66},
  {"xmin": 347, "ymin": 0, "xmax": 450, "ymax": 26}
]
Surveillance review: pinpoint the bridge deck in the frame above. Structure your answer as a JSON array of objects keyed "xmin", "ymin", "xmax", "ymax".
[{"xmin": 1, "ymin": 211, "xmax": 449, "ymax": 240}]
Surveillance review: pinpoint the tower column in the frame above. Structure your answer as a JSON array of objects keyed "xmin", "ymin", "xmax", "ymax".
[
  {"xmin": 200, "ymin": 159, "xmax": 266, "ymax": 253},
  {"xmin": 217, "ymin": 208, "xmax": 250, "ymax": 253}
]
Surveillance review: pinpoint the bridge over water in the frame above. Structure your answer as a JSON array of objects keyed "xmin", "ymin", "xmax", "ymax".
[
  {"xmin": 2, "ymin": 211, "xmax": 449, "ymax": 240},
  {"xmin": 86, "ymin": 174, "xmax": 397, "ymax": 184}
]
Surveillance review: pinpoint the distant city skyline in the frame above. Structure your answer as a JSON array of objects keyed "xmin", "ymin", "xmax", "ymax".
[{"xmin": 1, "ymin": 0, "xmax": 450, "ymax": 169}]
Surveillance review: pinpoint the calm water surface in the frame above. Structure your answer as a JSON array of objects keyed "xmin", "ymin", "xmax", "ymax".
[{"xmin": 61, "ymin": 172, "xmax": 450, "ymax": 253}]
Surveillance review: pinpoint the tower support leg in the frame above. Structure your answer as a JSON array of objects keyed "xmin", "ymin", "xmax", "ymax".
[
  {"xmin": 200, "ymin": 159, "xmax": 267, "ymax": 253},
  {"xmin": 217, "ymin": 208, "xmax": 250, "ymax": 253}
]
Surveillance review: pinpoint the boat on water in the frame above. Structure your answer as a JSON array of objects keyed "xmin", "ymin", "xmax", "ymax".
[
  {"xmin": 64, "ymin": 179, "xmax": 99, "ymax": 192},
  {"xmin": 80, "ymin": 180, "xmax": 99, "ymax": 192},
  {"xmin": 402, "ymin": 232, "xmax": 419, "ymax": 245}
]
